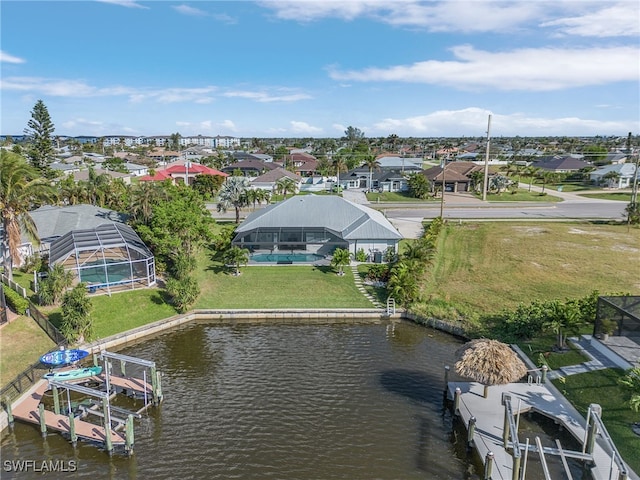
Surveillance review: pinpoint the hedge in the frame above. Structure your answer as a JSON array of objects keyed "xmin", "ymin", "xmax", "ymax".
[{"xmin": 2, "ymin": 285, "xmax": 29, "ymax": 315}]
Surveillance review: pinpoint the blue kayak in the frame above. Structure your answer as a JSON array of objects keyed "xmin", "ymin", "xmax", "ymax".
[
  {"xmin": 40, "ymin": 349, "xmax": 89, "ymax": 366},
  {"xmin": 44, "ymin": 366, "xmax": 102, "ymax": 381}
]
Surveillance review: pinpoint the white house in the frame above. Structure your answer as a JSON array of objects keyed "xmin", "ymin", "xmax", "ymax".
[{"xmin": 589, "ymin": 164, "xmax": 639, "ymax": 189}]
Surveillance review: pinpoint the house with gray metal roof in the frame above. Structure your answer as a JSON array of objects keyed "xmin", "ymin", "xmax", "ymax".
[{"xmin": 232, "ymin": 195, "xmax": 402, "ymax": 259}]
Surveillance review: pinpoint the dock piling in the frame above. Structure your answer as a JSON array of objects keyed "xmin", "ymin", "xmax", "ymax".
[
  {"xmin": 4, "ymin": 397, "xmax": 14, "ymax": 426},
  {"xmin": 52, "ymin": 385, "xmax": 60, "ymax": 415},
  {"xmin": 541, "ymin": 365, "xmax": 548, "ymax": 383},
  {"xmin": 68, "ymin": 412, "xmax": 77, "ymax": 446},
  {"xmin": 38, "ymin": 403, "xmax": 47, "ymax": 437},
  {"xmin": 484, "ymin": 451, "xmax": 494, "ymax": 480},
  {"xmin": 467, "ymin": 416, "xmax": 476, "ymax": 450},
  {"xmin": 585, "ymin": 404, "xmax": 601, "ymax": 456},
  {"xmin": 454, "ymin": 387, "xmax": 461, "ymax": 416},
  {"xmin": 125, "ymin": 414, "xmax": 135, "ymax": 455}
]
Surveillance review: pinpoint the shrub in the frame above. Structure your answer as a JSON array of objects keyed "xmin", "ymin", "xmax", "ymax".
[
  {"xmin": 355, "ymin": 248, "xmax": 368, "ymax": 262},
  {"xmin": 2, "ymin": 285, "xmax": 29, "ymax": 315}
]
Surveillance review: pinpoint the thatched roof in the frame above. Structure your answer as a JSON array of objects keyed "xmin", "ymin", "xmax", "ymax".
[{"xmin": 455, "ymin": 339, "xmax": 527, "ymax": 386}]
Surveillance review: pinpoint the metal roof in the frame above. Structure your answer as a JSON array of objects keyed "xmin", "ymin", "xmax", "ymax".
[{"xmin": 235, "ymin": 195, "xmax": 402, "ymax": 240}]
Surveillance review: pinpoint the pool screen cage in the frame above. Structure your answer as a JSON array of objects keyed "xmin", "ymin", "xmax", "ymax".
[
  {"xmin": 49, "ymin": 223, "xmax": 156, "ymax": 295},
  {"xmin": 594, "ymin": 295, "xmax": 640, "ymax": 339}
]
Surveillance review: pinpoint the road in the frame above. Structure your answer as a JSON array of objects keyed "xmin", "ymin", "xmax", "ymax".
[{"xmin": 341, "ymin": 186, "xmax": 630, "ymax": 238}]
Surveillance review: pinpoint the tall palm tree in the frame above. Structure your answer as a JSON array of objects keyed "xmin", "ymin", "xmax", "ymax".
[
  {"xmin": 0, "ymin": 151, "xmax": 57, "ymax": 279},
  {"xmin": 362, "ymin": 155, "xmax": 380, "ymax": 191},
  {"xmin": 332, "ymin": 155, "xmax": 348, "ymax": 193},
  {"xmin": 217, "ymin": 176, "xmax": 250, "ymax": 224}
]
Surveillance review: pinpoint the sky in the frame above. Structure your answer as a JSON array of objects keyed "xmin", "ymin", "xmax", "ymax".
[{"xmin": 1, "ymin": 0, "xmax": 639, "ymax": 138}]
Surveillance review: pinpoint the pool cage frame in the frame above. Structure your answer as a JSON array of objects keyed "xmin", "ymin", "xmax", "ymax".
[
  {"xmin": 594, "ymin": 295, "xmax": 640, "ymax": 339},
  {"xmin": 49, "ymin": 223, "xmax": 156, "ymax": 295}
]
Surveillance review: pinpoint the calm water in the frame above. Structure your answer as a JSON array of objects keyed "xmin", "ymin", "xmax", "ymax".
[{"xmin": 2, "ymin": 321, "xmax": 581, "ymax": 479}]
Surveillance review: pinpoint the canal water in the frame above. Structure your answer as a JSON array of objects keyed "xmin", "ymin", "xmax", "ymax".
[{"xmin": 1, "ymin": 320, "xmax": 586, "ymax": 479}]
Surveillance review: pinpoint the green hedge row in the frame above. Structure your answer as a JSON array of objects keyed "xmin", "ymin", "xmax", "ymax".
[{"xmin": 2, "ymin": 284, "xmax": 29, "ymax": 315}]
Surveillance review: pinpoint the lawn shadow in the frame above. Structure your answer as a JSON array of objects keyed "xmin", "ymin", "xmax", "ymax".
[{"xmin": 150, "ymin": 290, "xmax": 173, "ymax": 307}]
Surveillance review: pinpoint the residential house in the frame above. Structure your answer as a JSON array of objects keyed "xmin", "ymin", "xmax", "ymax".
[
  {"xmin": 589, "ymin": 164, "xmax": 639, "ymax": 189},
  {"xmin": 222, "ymin": 159, "xmax": 278, "ymax": 177},
  {"xmin": 251, "ymin": 167, "xmax": 302, "ymax": 192},
  {"xmin": 139, "ymin": 161, "xmax": 228, "ymax": 185},
  {"xmin": 531, "ymin": 154, "xmax": 589, "ymax": 173},
  {"xmin": 421, "ymin": 161, "xmax": 484, "ymax": 193},
  {"xmin": 232, "ymin": 195, "xmax": 402, "ymax": 257}
]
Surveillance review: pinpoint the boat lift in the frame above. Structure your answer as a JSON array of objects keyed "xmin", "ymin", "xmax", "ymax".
[
  {"xmin": 46, "ymin": 379, "xmax": 135, "ymax": 455},
  {"xmin": 96, "ymin": 350, "xmax": 163, "ymax": 406}
]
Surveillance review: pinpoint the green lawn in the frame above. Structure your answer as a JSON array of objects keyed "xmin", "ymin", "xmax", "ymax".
[
  {"xmin": 578, "ymin": 192, "xmax": 632, "ymax": 202},
  {"xmin": 365, "ymin": 191, "xmax": 437, "ymax": 202},
  {"xmin": 422, "ymin": 222, "xmax": 640, "ymax": 315},
  {"xmin": 195, "ymin": 261, "xmax": 374, "ymax": 309},
  {"xmin": 0, "ymin": 316, "xmax": 55, "ymax": 384},
  {"xmin": 481, "ymin": 189, "xmax": 563, "ymax": 202},
  {"xmin": 518, "ymin": 334, "xmax": 589, "ymax": 370},
  {"xmin": 552, "ymin": 369, "xmax": 640, "ymax": 474}
]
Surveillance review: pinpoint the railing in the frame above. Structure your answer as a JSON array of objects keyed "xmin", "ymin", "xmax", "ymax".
[
  {"xmin": 0, "ymin": 273, "xmax": 27, "ymax": 298},
  {"xmin": 0, "ymin": 361, "xmax": 49, "ymax": 406}
]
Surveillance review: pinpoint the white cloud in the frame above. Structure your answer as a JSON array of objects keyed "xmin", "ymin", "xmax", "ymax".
[
  {"xmin": 369, "ymin": 107, "xmax": 633, "ymax": 136},
  {"xmin": 173, "ymin": 5, "xmax": 208, "ymax": 17},
  {"xmin": 97, "ymin": 0, "xmax": 149, "ymax": 9},
  {"xmin": 0, "ymin": 76, "xmax": 217, "ymax": 103},
  {"xmin": 172, "ymin": 4, "xmax": 237, "ymax": 23},
  {"xmin": 218, "ymin": 120, "xmax": 237, "ymax": 131},
  {"xmin": 1, "ymin": 51, "xmax": 26, "ymax": 64},
  {"xmin": 540, "ymin": 3, "xmax": 640, "ymax": 37},
  {"xmin": 223, "ymin": 90, "xmax": 312, "ymax": 102},
  {"xmin": 329, "ymin": 45, "xmax": 639, "ymax": 91},
  {"xmin": 290, "ymin": 121, "xmax": 323, "ymax": 134}
]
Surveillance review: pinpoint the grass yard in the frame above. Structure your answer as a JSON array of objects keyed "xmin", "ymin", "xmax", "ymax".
[
  {"xmin": 0, "ymin": 316, "xmax": 55, "ymax": 384},
  {"xmin": 578, "ymin": 192, "xmax": 632, "ymax": 202},
  {"xmin": 518, "ymin": 334, "xmax": 590, "ymax": 370},
  {"xmin": 482, "ymin": 189, "xmax": 563, "ymax": 202},
  {"xmin": 365, "ymin": 191, "xmax": 437, "ymax": 202},
  {"xmin": 195, "ymin": 261, "xmax": 374, "ymax": 309},
  {"xmin": 423, "ymin": 221, "xmax": 640, "ymax": 315},
  {"xmin": 552, "ymin": 369, "xmax": 640, "ymax": 474}
]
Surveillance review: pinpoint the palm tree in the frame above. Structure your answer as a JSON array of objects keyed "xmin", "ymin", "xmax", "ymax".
[
  {"xmin": 0, "ymin": 151, "xmax": 57, "ymax": 280},
  {"xmin": 275, "ymin": 176, "xmax": 298, "ymax": 199},
  {"xmin": 130, "ymin": 182, "xmax": 159, "ymax": 225},
  {"xmin": 362, "ymin": 155, "xmax": 380, "ymax": 191},
  {"xmin": 330, "ymin": 247, "xmax": 351, "ymax": 276},
  {"xmin": 332, "ymin": 155, "xmax": 348, "ymax": 193},
  {"xmin": 224, "ymin": 245, "xmax": 250, "ymax": 276},
  {"xmin": 217, "ymin": 176, "xmax": 250, "ymax": 224}
]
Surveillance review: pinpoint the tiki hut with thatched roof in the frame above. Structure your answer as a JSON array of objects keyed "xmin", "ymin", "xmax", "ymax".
[{"xmin": 455, "ymin": 339, "xmax": 528, "ymax": 398}]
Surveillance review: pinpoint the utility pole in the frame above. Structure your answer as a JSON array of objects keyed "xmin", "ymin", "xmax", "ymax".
[
  {"xmin": 482, "ymin": 114, "xmax": 492, "ymax": 201},
  {"xmin": 629, "ymin": 132, "xmax": 639, "ymax": 229}
]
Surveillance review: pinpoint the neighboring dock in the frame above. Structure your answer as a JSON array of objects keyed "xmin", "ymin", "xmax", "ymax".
[
  {"xmin": 447, "ymin": 380, "xmax": 635, "ymax": 480},
  {"xmin": 5, "ymin": 350, "xmax": 162, "ymax": 455}
]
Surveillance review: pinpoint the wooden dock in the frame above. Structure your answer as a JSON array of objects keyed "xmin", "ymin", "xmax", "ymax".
[
  {"xmin": 11, "ymin": 381, "xmax": 126, "ymax": 446},
  {"xmin": 448, "ymin": 381, "xmax": 634, "ymax": 480}
]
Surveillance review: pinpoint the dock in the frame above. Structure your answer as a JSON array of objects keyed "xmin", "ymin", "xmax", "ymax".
[
  {"xmin": 11, "ymin": 381, "xmax": 126, "ymax": 446},
  {"xmin": 6, "ymin": 350, "xmax": 163, "ymax": 455},
  {"xmin": 448, "ymin": 381, "xmax": 634, "ymax": 480}
]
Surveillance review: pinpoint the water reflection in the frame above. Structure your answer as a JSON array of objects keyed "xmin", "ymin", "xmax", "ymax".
[{"xmin": 3, "ymin": 321, "xmax": 477, "ymax": 479}]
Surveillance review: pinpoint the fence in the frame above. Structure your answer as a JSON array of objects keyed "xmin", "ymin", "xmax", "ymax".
[
  {"xmin": 0, "ymin": 274, "xmax": 27, "ymax": 298},
  {"xmin": 28, "ymin": 301, "xmax": 67, "ymax": 346}
]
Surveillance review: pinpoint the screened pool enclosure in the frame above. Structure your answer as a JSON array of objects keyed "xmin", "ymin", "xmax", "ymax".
[{"xmin": 49, "ymin": 223, "xmax": 155, "ymax": 295}]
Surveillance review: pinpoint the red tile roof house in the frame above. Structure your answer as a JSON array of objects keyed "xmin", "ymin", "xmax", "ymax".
[{"xmin": 139, "ymin": 161, "xmax": 228, "ymax": 185}]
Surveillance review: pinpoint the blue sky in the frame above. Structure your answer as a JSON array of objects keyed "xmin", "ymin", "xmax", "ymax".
[{"xmin": 1, "ymin": 1, "xmax": 639, "ymax": 138}]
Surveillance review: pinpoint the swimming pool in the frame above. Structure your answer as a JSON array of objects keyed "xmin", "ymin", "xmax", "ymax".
[{"xmin": 250, "ymin": 253, "xmax": 325, "ymax": 263}]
